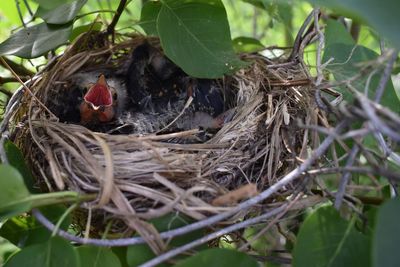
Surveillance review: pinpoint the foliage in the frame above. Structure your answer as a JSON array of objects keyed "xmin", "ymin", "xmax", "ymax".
[{"xmin": 0, "ymin": 0, "xmax": 400, "ymax": 266}]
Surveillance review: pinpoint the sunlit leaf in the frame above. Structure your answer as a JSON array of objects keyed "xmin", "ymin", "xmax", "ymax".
[
  {"xmin": 233, "ymin": 37, "xmax": 265, "ymax": 53},
  {"xmin": 76, "ymin": 246, "xmax": 121, "ymax": 267},
  {"xmin": 35, "ymin": 0, "xmax": 87, "ymax": 24},
  {"xmin": 157, "ymin": 0, "xmax": 247, "ymax": 78},
  {"xmin": 0, "ymin": 22, "xmax": 72, "ymax": 58},
  {"xmin": 69, "ymin": 22, "xmax": 102, "ymax": 41},
  {"xmin": 0, "ymin": 164, "xmax": 31, "ymax": 220},
  {"xmin": 293, "ymin": 205, "xmax": 371, "ymax": 267},
  {"xmin": 175, "ymin": 248, "xmax": 258, "ymax": 267},
  {"xmin": 372, "ymin": 198, "xmax": 400, "ymax": 267},
  {"xmin": 4, "ymin": 236, "xmax": 79, "ymax": 267}
]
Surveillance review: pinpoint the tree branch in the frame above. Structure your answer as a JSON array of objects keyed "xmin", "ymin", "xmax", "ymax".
[
  {"xmin": 0, "ymin": 76, "xmax": 30, "ymax": 84},
  {"xmin": 0, "ymin": 57, "xmax": 34, "ymax": 77},
  {"xmin": 106, "ymin": 0, "xmax": 127, "ymax": 38}
]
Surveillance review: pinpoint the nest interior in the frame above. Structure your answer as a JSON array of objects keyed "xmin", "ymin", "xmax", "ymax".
[{"xmin": 11, "ymin": 31, "xmax": 318, "ymax": 243}]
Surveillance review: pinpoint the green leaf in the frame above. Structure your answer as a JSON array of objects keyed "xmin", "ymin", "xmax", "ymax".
[
  {"xmin": 111, "ymin": 247, "xmax": 129, "ymax": 267},
  {"xmin": 157, "ymin": 0, "xmax": 247, "ymax": 78},
  {"xmin": 127, "ymin": 213, "xmax": 204, "ymax": 266},
  {"xmin": 35, "ymin": 0, "xmax": 87, "ymax": 24},
  {"xmin": 3, "ymin": 140, "xmax": 36, "ymax": 193},
  {"xmin": 127, "ymin": 243, "xmax": 165, "ymax": 267},
  {"xmin": 308, "ymin": 0, "xmax": 400, "ymax": 50},
  {"xmin": 0, "ymin": 22, "xmax": 72, "ymax": 58},
  {"xmin": 323, "ymin": 42, "xmax": 400, "ymax": 113},
  {"xmin": 69, "ymin": 22, "xmax": 103, "ymax": 41},
  {"xmin": 0, "ymin": 164, "xmax": 31, "ymax": 220},
  {"xmin": 233, "ymin": 37, "xmax": 265, "ymax": 53},
  {"xmin": 4, "ymin": 236, "xmax": 79, "ymax": 267},
  {"xmin": 0, "ymin": 205, "xmax": 71, "ymax": 247},
  {"xmin": 140, "ymin": 0, "xmax": 162, "ymax": 36},
  {"xmin": 293, "ymin": 205, "xmax": 371, "ymax": 267},
  {"xmin": 150, "ymin": 213, "xmax": 205, "ymax": 248},
  {"xmin": 372, "ymin": 198, "xmax": 400, "ymax": 267},
  {"xmin": 76, "ymin": 246, "xmax": 121, "ymax": 267},
  {"xmin": 175, "ymin": 248, "xmax": 258, "ymax": 267},
  {"xmin": 242, "ymin": 0, "xmax": 266, "ymax": 10},
  {"xmin": 325, "ymin": 19, "xmax": 355, "ymax": 46},
  {"xmin": 32, "ymin": 0, "xmax": 75, "ymax": 10}
]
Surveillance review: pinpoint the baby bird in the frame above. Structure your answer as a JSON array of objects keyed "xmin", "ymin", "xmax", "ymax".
[
  {"xmin": 125, "ymin": 41, "xmax": 186, "ymax": 112},
  {"xmin": 50, "ymin": 42, "xmax": 232, "ymax": 141},
  {"xmin": 79, "ymin": 74, "xmax": 118, "ymax": 125},
  {"xmin": 124, "ymin": 42, "xmax": 227, "ymax": 134},
  {"xmin": 51, "ymin": 71, "xmax": 126, "ymax": 127}
]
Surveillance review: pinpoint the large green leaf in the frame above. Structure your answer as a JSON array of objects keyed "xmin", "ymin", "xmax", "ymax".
[
  {"xmin": 111, "ymin": 247, "xmax": 129, "ymax": 267},
  {"xmin": 323, "ymin": 20, "xmax": 400, "ymax": 113},
  {"xmin": 69, "ymin": 22, "xmax": 102, "ymax": 41},
  {"xmin": 32, "ymin": 0, "xmax": 75, "ymax": 10},
  {"xmin": 4, "ymin": 236, "xmax": 79, "ymax": 267},
  {"xmin": 308, "ymin": 0, "xmax": 400, "ymax": 50},
  {"xmin": 3, "ymin": 141, "xmax": 36, "ymax": 193},
  {"xmin": 35, "ymin": 0, "xmax": 87, "ymax": 24},
  {"xmin": 140, "ymin": 0, "xmax": 162, "ymax": 36},
  {"xmin": 372, "ymin": 198, "xmax": 400, "ymax": 267},
  {"xmin": 0, "ymin": 205, "xmax": 71, "ymax": 247},
  {"xmin": 232, "ymin": 37, "xmax": 265, "ymax": 53},
  {"xmin": 0, "ymin": 22, "xmax": 72, "ymax": 58},
  {"xmin": 127, "ymin": 243, "xmax": 168, "ymax": 267},
  {"xmin": 324, "ymin": 43, "xmax": 399, "ymax": 112},
  {"xmin": 175, "ymin": 248, "xmax": 258, "ymax": 267},
  {"xmin": 76, "ymin": 246, "xmax": 121, "ymax": 267},
  {"xmin": 324, "ymin": 19, "xmax": 354, "ymax": 46},
  {"xmin": 292, "ymin": 205, "xmax": 371, "ymax": 267},
  {"xmin": 157, "ymin": 0, "xmax": 247, "ymax": 78},
  {"xmin": 0, "ymin": 164, "xmax": 31, "ymax": 220},
  {"xmin": 127, "ymin": 213, "xmax": 204, "ymax": 266}
]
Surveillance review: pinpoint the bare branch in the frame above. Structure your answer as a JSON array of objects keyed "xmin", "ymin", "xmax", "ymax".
[
  {"xmin": 106, "ymin": 0, "xmax": 127, "ymax": 38},
  {"xmin": 374, "ymin": 49, "xmax": 398, "ymax": 103},
  {"xmin": 0, "ymin": 57, "xmax": 35, "ymax": 76},
  {"xmin": 334, "ymin": 145, "xmax": 360, "ymax": 209}
]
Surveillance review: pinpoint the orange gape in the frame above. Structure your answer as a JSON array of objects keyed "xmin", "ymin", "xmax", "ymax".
[{"xmin": 79, "ymin": 74, "xmax": 115, "ymax": 125}]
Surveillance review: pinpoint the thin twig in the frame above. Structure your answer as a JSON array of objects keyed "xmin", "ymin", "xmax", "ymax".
[
  {"xmin": 334, "ymin": 145, "xmax": 359, "ymax": 209},
  {"xmin": 140, "ymin": 205, "xmax": 289, "ymax": 267},
  {"xmin": 0, "ymin": 76, "xmax": 30, "ymax": 84},
  {"xmin": 374, "ymin": 49, "xmax": 398, "ymax": 103},
  {"xmin": 15, "ymin": 0, "xmax": 26, "ymax": 28},
  {"xmin": 0, "ymin": 57, "xmax": 56, "ymax": 118},
  {"xmin": 22, "ymin": 0, "xmax": 33, "ymax": 16},
  {"xmin": 0, "ymin": 57, "xmax": 34, "ymax": 76},
  {"xmin": 288, "ymin": 9, "xmax": 318, "ymax": 61}
]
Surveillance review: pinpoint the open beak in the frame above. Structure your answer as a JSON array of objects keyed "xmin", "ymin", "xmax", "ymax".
[{"xmin": 80, "ymin": 74, "xmax": 115, "ymax": 124}]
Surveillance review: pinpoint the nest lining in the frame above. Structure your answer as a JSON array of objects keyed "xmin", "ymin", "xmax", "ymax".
[{"xmin": 11, "ymin": 32, "xmax": 317, "ymax": 238}]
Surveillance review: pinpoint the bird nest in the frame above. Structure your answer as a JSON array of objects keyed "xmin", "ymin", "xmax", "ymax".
[{"xmin": 9, "ymin": 28, "xmax": 321, "ymax": 246}]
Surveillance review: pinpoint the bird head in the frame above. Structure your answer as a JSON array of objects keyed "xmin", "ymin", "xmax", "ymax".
[{"xmin": 79, "ymin": 74, "xmax": 117, "ymax": 125}]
